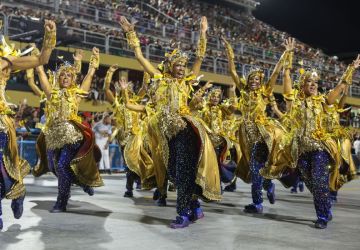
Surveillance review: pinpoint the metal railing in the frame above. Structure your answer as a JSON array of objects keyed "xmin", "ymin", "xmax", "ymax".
[
  {"xmin": 2, "ymin": 11, "xmax": 360, "ymax": 97},
  {"xmin": 17, "ymin": 139, "xmax": 126, "ymax": 170},
  {"xmin": 5, "ymin": 0, "xmax": 358, "ymax": 79}
]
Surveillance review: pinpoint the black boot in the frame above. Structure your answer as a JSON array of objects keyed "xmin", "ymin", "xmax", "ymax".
[{"xmin": 50, "ymin": 195, "xmax": 69, "ymax": 213}]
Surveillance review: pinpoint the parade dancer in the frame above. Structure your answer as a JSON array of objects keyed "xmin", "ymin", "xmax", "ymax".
[
  {"xmin": 120, "ymin": 16, "xmax": 221, "ymax": 228},
  {"xmin": 33, "ymin": 47, "xmax": 103, "ymax": 213},
  {"xmin": 223, "ymin": 36, "xmax": 292, "ymax": 213},
  {"xmin": 104, "ymin": 65, "xmax": 147, "ymax": 198},
  {"xmin": 0, "ymin": 20, "xmax": 56, "ymax": 229},
  {"xmin": 279, "ymin": 38, "xmax": 360, "ymax": 228}
]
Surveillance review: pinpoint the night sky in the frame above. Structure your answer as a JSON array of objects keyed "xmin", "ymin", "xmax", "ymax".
[{"xmin": 252, "ymin": 0, "xmax": 360, "ymax": 61}]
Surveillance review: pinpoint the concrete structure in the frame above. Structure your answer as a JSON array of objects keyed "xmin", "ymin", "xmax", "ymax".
[{"xmin": 1, "ymin": 175, "xmax": 359, "ymax": 250}]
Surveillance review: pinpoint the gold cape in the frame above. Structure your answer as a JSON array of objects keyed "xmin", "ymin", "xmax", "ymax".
[{"xmin": 0, "ymin": 115, "xmax": 30, "ymax": 199}]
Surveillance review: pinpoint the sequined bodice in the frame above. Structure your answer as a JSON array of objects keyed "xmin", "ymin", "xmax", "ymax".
[
  {"xmin": 296, "ymin": 95, "xmax": 327, "ymax": 152},
  {"xmin": 45, "ymin": 87, "xmax": 82, "ymax": 127},
  {"xmin": 238, "ymin": 87, "xmax": 268, "ymax": 122},
  {"xmin": 151, "ymin": 75, "xmax": 191, "ymax": 115},
  {"xmin": 43, "ymin": 86, "xmax": 84, "ymax": 150}
]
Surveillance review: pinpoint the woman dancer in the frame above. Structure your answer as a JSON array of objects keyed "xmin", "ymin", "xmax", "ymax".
[
  {"xmin": 0, "ymin": 20, "xmax": 56, "ymax": 229},
  {"xmin": 223, "ymin": 36, "xmax": 292, "ymax": 213},
  {"xmin": 104, "ymin": 65, "xmax": 147, "ymax": 198},
  {"xmin": 323, "ymin": 85, "xmax": 357, "ymax": 203}
]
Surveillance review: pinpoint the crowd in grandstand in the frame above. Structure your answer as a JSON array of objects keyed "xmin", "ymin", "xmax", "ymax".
[{"xmin": 0, "ymin": 1, "xmax": 351, "ymax": 75}]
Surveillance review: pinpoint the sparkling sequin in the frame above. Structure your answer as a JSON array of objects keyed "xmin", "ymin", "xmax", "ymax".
[
  {"xmin": 44, "ymin": 121, "xmax": 83, "ymax": 150},
  {"xmin": 47, "ymin": 141, "xmax": 81, "ymax": 208},
  {"xmin": 167, "ymin": 122, "xmax": 200, "ymax": 215},
  {"xmin": 249, "ymin": 142, "xmax": 269, "ymax": 204},
  {"xmin": 298, "ymin": 150, "xmax": 331, "ymax": 221}
]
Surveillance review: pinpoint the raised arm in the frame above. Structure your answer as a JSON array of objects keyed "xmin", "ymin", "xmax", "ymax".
[
  {"xmin": 119, "ymin": 16, "xmax": 159, "ymax": 77},
  {"xmin": 222, "ymin": 36, "xmax": 241, "ymax": 90},
  {"xmin": 10, "ymin": 20, "xmax": 56, "ymax": 71},
  {"xmin": 80, "ymin": 47, "xmax": 99, "ymax": 92},
  {"xmin": 338, "ymin": 85, "xmax": 349, "ymax": 109},
  {"xmin": 282, "ymin": 38, "xmax": 296, "ymax": 95},
  {"xmin": 119, "ymin": 78, "xmax": 146, "ymax": 113},
  {"xmin": 104, "ymin": 64, "xmax": 119, "ymax": 104},
  {"xmin": 29, "ymin": 45, "xmax": 52, "ymax": 99},
  {"xmin": 191, "ymin": 16, "xmax": 208, "ymax": 76},
  {"xmin": 73, "ymin": 49, "xmax": 83, "ymax": 74},
  {"xmin": 327, "ymin": 54, "xmax": 360, "ymax": 105},
  {"xmin": 267, "ymin": 38, "xmax": 295, "ymax": 92},
  {"xmin": 26, "ymin": 68, "xmax": 43, "ymax": 97}
]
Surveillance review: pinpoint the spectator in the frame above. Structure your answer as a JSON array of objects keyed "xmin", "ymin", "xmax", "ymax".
[{"xmin": 93, "ymin": 114, "xmax": 112, "ymax": 174}]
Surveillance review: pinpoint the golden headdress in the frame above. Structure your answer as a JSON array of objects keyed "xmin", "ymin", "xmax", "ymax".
[
  {"xmin": 0, "ymin": 36, "xmax": 21, "ymax": 58},
  {"xmin": 49, "ymin": 61, "xmax": 78, "ymax": 88},
  {"xmin": 157, "ymin": 48, "xmax": 189, "ymax": 74},
  {"xmin": 238, "ymin": 68, "xmax": 265, "ymax": 88},
  {"xmin": 297, "ymin": 68, "xmax": 320, "ymax": 88}
]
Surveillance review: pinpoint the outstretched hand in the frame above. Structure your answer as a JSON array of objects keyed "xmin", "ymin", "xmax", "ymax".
[
  {"xmin": 200, "ymin": 16, "xmax": 208, "ymax": 33},
  {"xmin": 119, "ymin": 16, "xmax": 134, "ymax": 33},
  {"xmin": 203, "ymin": 81, "xmax": 213, "ymax": 90},
  {"xmin": 352, "ymin": 54, "xmax": 360, "ymax": 69},
  {"xmin": 73, "ymin": 49, "xmax": 84, "ymax": 61},
  {"xmin": 283, "ymin": 37, "xmax": 295, "ymax": 52},
  {"xmin": 109, "ymin": 64, "xmax": 119, "ymax": 72},
  {"xmin": 119, "ymin": 76, "xmax": 128, "ymax": 90}
]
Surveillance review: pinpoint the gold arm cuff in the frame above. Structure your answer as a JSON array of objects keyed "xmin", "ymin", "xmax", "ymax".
[
  {"xmin": 89, "ymin": 54, "xmax": 99, "ymax": 69},
  {"xmin": 224, "ymin": 42, "xmax": 235, "ymax": 60},
  {"xmin": 42, "ymin": 30, "xmax": 56, "ymax": 49},
  {"xmin": 340, "ymin": 64, "xmax": 355, "ymax": 85},
  {"xmin": 126, "ymin": 31, "xmax": 140, "ymax": 49},
  {"xmin": 74, "ymin": 59, "xmax": 82, "ymax": 74},
  {"xmin": 283, "ymin": 51, "xmax": 293, "ymax": 70},
  {"xmin": 196, "ymin": 37, "xmax": 207, "ymax": 59}
]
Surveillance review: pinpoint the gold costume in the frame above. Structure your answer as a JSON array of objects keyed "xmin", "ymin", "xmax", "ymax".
[
  {"xmin": 146, "ymin": 72, "xmax": 221, "ymax": 200},
  {"xmin": 113, "ymin": 92, "xmax": 155, "ymax": 189},
  {"xmin": 323, "ymin": 103, "xmax": 357, "ymax": 191},
  {"xmin": 198, "ymin": 91, "xmax": 241, "ymax": 165},
  {"xmin": 34, "ymin": 69, "xmax": 103, "ymax": 187},
  {"xmin": 261, "ymin": 89, "xmax": 341, "ymax": 180},
  {"xmin": 236, "ymin": 84, "xmax": 292, "ymax": 182},
  {"xmin": 0, "ymin": 47, "xmax": 31, "ymax": 200}
]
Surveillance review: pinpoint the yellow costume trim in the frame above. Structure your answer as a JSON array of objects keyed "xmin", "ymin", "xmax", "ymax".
[
  {"xmin": 126, "ymin": 31, "xmax": 140, "ymax": 49},
  {"xmin": 196, "ymin": 36, "xmax": 207, "ymax": 59},
  {"xmin": 43, "ymin": 29, "xmax": 56, "ymax": 49},
  {"xmin": 340, "ymin": 64, "xmax": 355, "ymax": 85}
]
